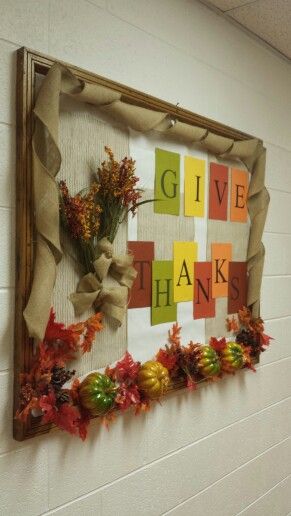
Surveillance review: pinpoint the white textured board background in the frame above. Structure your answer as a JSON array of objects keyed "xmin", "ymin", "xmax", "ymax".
[
  {"xmin": 53, "ymin": 95, "xmax": 130, "ymax": 373},
  {"xmin": 0, "ymin": 1, "xmax": 291, "ymax": 515}
]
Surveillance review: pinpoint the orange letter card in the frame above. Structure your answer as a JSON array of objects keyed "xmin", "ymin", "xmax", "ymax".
[
  {"xmin": 230, "ymin": 169, "xmax": 248, "ymax": 222},
  {"xmin": 211, "ymin": 243, "xmax": 232, "ymax": 298}
]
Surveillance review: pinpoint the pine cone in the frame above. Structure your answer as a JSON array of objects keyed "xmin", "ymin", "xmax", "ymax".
[
  {"xmin": 20, "ymin": 383, "xmax": 34, "ymax": 403},
  {"xmin": 236, "ymin": 330, "xmax": 260, "ymax": 355},
  {"xmin": 51, "ymin": 367, "xmax": 75, "ymax": 391},
  {"xmin": 236, "ymin": 330, "xmax": 254, "ymax": 346},
  {"xmin": 56, "ymin": 390, "xmax": 71, "ymax": 404}
]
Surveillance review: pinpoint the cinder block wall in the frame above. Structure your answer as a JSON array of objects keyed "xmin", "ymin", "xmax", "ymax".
[{"xmin": 0, "ymin": 1, "xmax": 290, "ymax": 514}]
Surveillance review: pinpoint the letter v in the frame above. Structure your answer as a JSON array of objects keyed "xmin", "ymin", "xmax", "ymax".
[{"xmin": 214, "ymin": 180, "xmax": 227, "ymax": 205}]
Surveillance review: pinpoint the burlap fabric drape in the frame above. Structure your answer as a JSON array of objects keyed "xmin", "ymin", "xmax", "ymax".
[{"xmin": 24, "ymin": 63, "xmax": 269, "ymax": 340}]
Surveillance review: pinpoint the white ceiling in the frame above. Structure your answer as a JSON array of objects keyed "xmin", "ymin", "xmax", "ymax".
[{"xmin": 200, "ymin": 0, "xmax": 291, "ymax": 60}]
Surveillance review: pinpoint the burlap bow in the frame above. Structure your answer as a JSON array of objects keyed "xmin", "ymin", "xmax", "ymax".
[{"xmin": 70, "ymin": 238, "xmax": 137, "ymax": 324}]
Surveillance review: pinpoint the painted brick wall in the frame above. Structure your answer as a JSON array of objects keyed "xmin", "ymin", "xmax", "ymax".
[{"xmin": 0, "ymin": 1, "xmax": 290, "ymax": 514}]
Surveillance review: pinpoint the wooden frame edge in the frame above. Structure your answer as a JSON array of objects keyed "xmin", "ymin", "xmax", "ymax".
[{"xmin": 14, "ymin": 46, "xmax": 260, "ymax": 441}]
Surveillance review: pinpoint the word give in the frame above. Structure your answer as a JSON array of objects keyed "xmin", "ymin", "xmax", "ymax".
[{"xmin": 154, "ymin": 148, "xmax": 249, "ymax": 222}]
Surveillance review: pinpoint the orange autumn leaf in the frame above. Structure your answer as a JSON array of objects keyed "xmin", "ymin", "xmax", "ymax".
[
  {"xmin": 101, "ymin": 411, "xmax": 117, "ymax": 430},
  {"xmin": 15, "ymin": 396, "xmax": 40, "ymax": 423},
  {"xmin": 206, "ymin": 375, "xmax": 221, "ymax": 383},
  {"xmin": 69, "ymin": 321, "xmax": 86, "ymax": 335},
  {"xmin": 135, "ymin": 400, "xmax": 151, "ymax": 416},
  {"xmin": 226, "ymin": 316, "xmax": 239, "ymax": 333},
  {"xmin": 250, "ymin": 317, "xmax": 264, "ymax": 334},
  {"xmin": 168, "ymin": 322, "xmax": 182, "ymax": 348},
  {"xmin": 80, "ymin": 312, "xmax": 103, "ymax": 353},
  {"xmin": 238, "ymin": 306, "xmax": 252, "ymax": 328},
  {"xmin": 242, "ymin": 346, "xmax": 257, "ymax": 372}
]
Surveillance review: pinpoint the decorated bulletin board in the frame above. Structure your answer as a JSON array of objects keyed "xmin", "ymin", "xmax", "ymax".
[{"xmin": 14, "ymin": 48, "xmax": 271, "ymax": 441}]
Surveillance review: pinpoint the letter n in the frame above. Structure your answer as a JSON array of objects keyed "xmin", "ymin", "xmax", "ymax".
[{"xmin": 194, "ymin": 262, "xmax": 215, "ymax": 319}]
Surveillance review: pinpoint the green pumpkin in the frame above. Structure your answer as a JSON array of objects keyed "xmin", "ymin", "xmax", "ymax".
[
  {"xmin": 221, "ymin": 341, "xmax": 244, "ymax": 372},
  {"xmin": 79, "ymin": 372, "xmax": 117, "ymax": 416},
  {"xmin": 197, "ymin": 345, "xmax": 221, "ymax": 377}
]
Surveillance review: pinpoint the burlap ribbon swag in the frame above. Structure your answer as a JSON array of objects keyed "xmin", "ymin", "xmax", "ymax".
[{"xmin": 70, "ymin": 237, "xmax": 137, "ymax": 325}]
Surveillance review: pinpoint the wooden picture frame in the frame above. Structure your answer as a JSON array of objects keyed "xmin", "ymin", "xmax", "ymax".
[{"xmin": 14, "ymin": 47, "xmax": 268, "ymax": 441}]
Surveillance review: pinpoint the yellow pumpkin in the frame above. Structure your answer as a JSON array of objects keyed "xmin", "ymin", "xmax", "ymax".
[
  {"xmin": 221, "ymin": 341, "xmax": 244, "ymax": 373},
  {"xmin": 137, "ymin": 361, "xmax": 170, "ymax": 399}
]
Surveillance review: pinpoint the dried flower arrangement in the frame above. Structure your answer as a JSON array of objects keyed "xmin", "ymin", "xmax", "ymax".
[
  {"xmin": 59, "ymin": 146, "xmax": 150, "ymax": 275},
  {"xmin": 59, "ymin": 147, "xmax": 155, "ymax": 322}
]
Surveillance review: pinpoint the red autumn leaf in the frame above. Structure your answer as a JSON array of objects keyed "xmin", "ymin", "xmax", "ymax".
[
  {"xmin": 115, "ymin": 383, "xmax": 141, "ymax": 410},
  {"xmin": 55, "ymin": 403, "xmax": 80, "ymax": 437},
  {"xmin": 241, "ymin": 346, "xmax": 257, "ymax": 373},
  {"xmin": 260, "ymin": 333, "xmax": 273, "ymax": 348},
  {"xmin": 101, "ymin": 411, "xmax": 117, "ymax": 430},
  {"xmin": 38, "ymin": 342, "xmax": 55, "ymax": 370},
  {"xmin": 77, "ymin": 412, "xmax": 91, "ymax": 441},
  {"xmin": 45, "ymin": 309, "xmax": 80, "ymax": 351},
  {"xmin": 69, "ymin": 378, "xmax": 81, "ymax": 403},
  {"xmin": 156, "ymin": 348, "xmax": 177, "ymax": 371},
  {"xmin": 209, "ymin": 337, "xmax": 227, "ymax": 352},
  {"xmin": 40, "ymin": 391, "xmax": 90, "ymax": 439},
  {"xmin": 186, "ymin": 377, "xmax": 197, "ymax": 391},
  {"xmin": 15, "ymin": 397, "xmax": 40, "ymax": 423},
  {"xmin": 245, "ymin": 361, "xmax": 257, "ymax": 372},
  {"xmin": 39, "ymin": 391, "xmax": 57, "ymax": 423},
  {"xmin": 111, "ymin": 351, "xmax": 140, "ymax": 383},
  {"xmin": 39, "ymin": 341, "xmax": 75, "ymax": 370}
]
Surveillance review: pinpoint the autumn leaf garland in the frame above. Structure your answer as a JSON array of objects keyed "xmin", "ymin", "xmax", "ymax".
[
  {"xmin": 16, "ymin": 309, "xmax": 103, "ymax": 440},
  {"xmin": 16, "ymin": 306, "xmax": 273, "ymax": 440}
]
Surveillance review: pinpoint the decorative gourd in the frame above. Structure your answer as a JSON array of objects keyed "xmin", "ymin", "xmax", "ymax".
[
  {"xmin": 79, "ymin": 372, "xmax": 117, "ymax": 416},
  {"xmin": 196, "ymin": 345, "xmax": 221, "ymax": 377},
  {"xmin": 137, "ymin": 361, "xmax": 170, "ymax": 399},
  {"xmin": 220, "ymin": 341, "xmax": 244, "ymax": 373}
]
